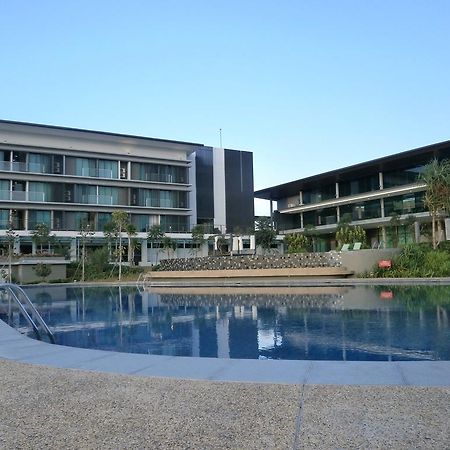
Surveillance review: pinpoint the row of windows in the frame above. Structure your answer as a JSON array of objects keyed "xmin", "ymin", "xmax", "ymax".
[
  {"xmin": 276, "ymin": 192, "xmax": 426, "ymax": 229},
  {"xmin": 298, "ymin": 166, "xmax": 426, "ymax": 205},
  {"xmin": 0, "ymin": 209, "xmax": 189, "ymax": 233},
  {"xmin": 0, "ymin": 180, "xmax": 188, "ymax": 209},
  {"xmin": 0, "ymin": 150, "xmax": 188, "ymax": 184}
]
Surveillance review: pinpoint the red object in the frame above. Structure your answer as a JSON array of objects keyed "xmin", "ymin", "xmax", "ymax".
[
  {"xmin": 378, "ymin": 260, "xmax": 392, "ymax": 269},
  {"xmin": 380, "ymin": 291, "xmax": 394, "ymax": 300}
]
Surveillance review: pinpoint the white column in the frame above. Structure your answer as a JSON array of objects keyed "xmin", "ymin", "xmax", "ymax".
[
  {"xmin": 213, "ymin": 148, "xmax": 226, "ymax": 231},
  {"xmin": 140, "ymin": 238, "xmax": 148, "ymax": 265}
]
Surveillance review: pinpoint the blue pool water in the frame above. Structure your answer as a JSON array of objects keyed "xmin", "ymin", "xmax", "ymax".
[{"xmin": 2, "ymin": 284, "xmax": 450, "ymax": 361}]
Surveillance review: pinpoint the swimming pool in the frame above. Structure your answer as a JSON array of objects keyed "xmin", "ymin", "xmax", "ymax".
[{"xmin": 2, "ymin": 284, "xmax": 449, "ymax": 361}]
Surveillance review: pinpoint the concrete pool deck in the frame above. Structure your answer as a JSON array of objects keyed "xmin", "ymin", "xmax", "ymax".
[{"xmin": 1, "ymin": 319, "xmax": 449, "ymax": 386}]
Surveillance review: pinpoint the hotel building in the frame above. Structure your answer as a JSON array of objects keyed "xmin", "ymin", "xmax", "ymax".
[
  {"xmin": 0, "ymin": 120, "xmax": 254, "ymax": 264},
  {"xmin": 255, "ymin": 140, "xmax": 450, "ymax": 251}
]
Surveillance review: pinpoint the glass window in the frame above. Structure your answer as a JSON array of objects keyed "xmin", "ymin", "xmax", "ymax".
[
  {"xmin": 28, "ymin": 210, "xmax": 51, "ymax": 229},
  {"xmin": 97, "ymin": 213, "xmax": 112, "ymax": 231},
  {"xmin": 29, "ymin": 182, "xmax": 52, "ymax": 202},
  {"xmin": 302, "ymin": 184, "xmax": 335, "ymax": 204},
  {"xmin": 339, "ymin": 174, "xmax": 379, "ymax": 197},
  {"xmin": 98, "ymin": 159, "xmax": 118, "ymax": 179},
  {"xmin": 75, "ymin": 158, "xmax": 96, "ymax": 177},
  {"xmin": 98, "ymin": 186, "xmax": 118, "ymax": 205},
  {"xmin": 340, "ymin": 200, "xmax": 381, "ymax": 221},
  {"xmin": 28, "ymin": 153, "xmax": 52, "ymax": 174},
  {"xmin": 160, "ymin": 215, "xmax": 188, "ymax": 232},
  {"xmin": 303, "ymin": 208, "xmax": 337, "ymax": 227},
  {"xmin": 0, "ymin": 209, "xmax": 9, "ymax": 229},
  {"xmin": 383, "ymin": 165, "xmax": 424, "ymax": 188},
  {"xmin": 384, "ymin": 192, "xmax": 426, "ymax": 216},
  {"xmin": 0, "ymin": 180, "xmax": 9, "ymax": 200}
]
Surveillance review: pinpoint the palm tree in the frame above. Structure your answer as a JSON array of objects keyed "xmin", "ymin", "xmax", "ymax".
[
  {"xmin": 162, "ymin": 236, "xmax": 176, "ymax": 259},
  {"xmin": 147, "ymin": 224, "xmax": 164, "ymax": 263},
  {"xmin": 420, "ymin": 159, "xmax": 450, "ymax": 249},
  {"xmin": 125, "ymin": 222, "xmax": 137, "ymax": 265}
]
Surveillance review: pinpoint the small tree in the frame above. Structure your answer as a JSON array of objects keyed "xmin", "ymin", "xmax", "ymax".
[
  {"xmin": 162, "ymin": 236, "xmax": 176, "ymax": 259},
  {"xmin": 419, "ymin": 159, "xmax": 450, "ymax": 249},
  {"xmin": 111, "ymin": 211, "xmax": 128, "ymax": 281},
  {"xmin": 255, "ymin": 217, "xmax": 276, "ymax": 254},
  {"xmin": 33, "ymin": 263, "xmax": 51, "ymax": 282},
  {"xmin": 284, "ymin": 233, "xmax": 311, "ymax": 253},
  {"xmin": 3, "ymin": 222, "xmax": 18, "ymax": 283},
  {"xmin": 31, "ymin": 223, "xmax": 53, "ymax": 254},
  {"xmin": 148, "ymin": 224, "xmax": 164, "ymax": 263},
  {"xmin": 335, "ymin": 224, "xmax": 366, "ymax": 248},
  {"xmin": 191, "ymin": 224, "xmax": 206, "ymax": 256},
  {"xmin": 78, "ymin": 221, "xmax": 94, "ymax": 282}
]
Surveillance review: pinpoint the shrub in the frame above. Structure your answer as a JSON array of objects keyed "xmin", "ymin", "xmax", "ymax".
[{"xmin": 371, "ymin": 243, "xmax": 450, "ymax": 278}]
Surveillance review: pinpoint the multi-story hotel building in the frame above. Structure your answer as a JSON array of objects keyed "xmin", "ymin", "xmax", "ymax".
[
  {"xmin": 0, "ymin": 120, "xmax": 254, "ymax": 263},
  {"xmin": 255, "ymin": 140, "xmax": 450, "ymax": 251}
]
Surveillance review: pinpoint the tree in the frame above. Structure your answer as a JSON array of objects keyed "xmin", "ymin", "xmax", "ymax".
[
  {"xmin": 255, "ymin": 217, "xmax": 276, "ymax": 254},
  {"xmin": 191, "ymin": 224, "xmax": 206, "ymax": 256},
  {"xmin": 389, "ymin": 213, "xmax": 401, "ymax": 248},
  {"xmin": 3, "ymin": 221, "xmax": 18, "ymax": 283},
  {"xmin": 33, "ymin": 263, "xmax": 51, "ymax": 282},
  {"xmin": 419, "ymin": 159, "xmax": 450, "ymax": 249},
  {"xmin": 335, "ymin": 224, "xmax": 366, "ymax": 248},
  {"xmin": 284, "ymin": 233, "xmax": 311, "ymax": 253},
  {"xmin": 162, "ymin": 236, "xmax": 176, "ymax": 259},
  {"xmin": 125, "ymin": 222, "xmax": 137, "ymax": 265},
  {"xmin": 31, "ymin": 223, "xmax": 53, "ymax": 254},
  {"xmin": 111, "ymin": 211, "xmax": 128, "ymax": 281},
  {"xmin": 78, "ymin": 221, "xmax": 94, "ymax": 282},
  {"xmin": 147, "ymin": 224, "xmax": 164, "ymax": 263}
]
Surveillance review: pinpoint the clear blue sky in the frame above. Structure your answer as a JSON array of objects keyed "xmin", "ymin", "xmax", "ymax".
[{"xmin": 1, "ymin": 1, "xmax": 449, "ymax": 215}]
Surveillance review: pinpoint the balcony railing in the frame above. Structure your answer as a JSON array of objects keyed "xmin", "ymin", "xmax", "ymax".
[
  {"xmin": 80, "ymin": 167, "xmax": 114, "ymax": 178},
  {"xmin": 82, "ymin": 195, "xmax": 114, "ymax": 205},
  {"xmin": 0, "ymin": 161, "xmax": 50, "ymax": 174},
  {"xmin": 0, "ymin": 190, "xmax": 45, "ymax": 202}
]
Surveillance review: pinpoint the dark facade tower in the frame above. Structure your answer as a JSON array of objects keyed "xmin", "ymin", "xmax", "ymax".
[{"xmin": 195, "ymin": 147, "xmax": 254, "ymax": 234}]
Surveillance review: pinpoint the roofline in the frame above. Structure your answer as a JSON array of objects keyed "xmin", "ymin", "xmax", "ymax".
[
  {"xmin": 255, "ymin": 139, "xmax": 450, "ymax": 200},
  {"xmin": 0, "ymin": 119, "xmax": 204, "ymax": 148}
]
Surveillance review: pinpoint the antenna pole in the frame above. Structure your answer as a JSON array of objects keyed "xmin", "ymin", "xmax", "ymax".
[{"xmin": 219, "ymin": 128, "xmax": 222, "ymax": 148}]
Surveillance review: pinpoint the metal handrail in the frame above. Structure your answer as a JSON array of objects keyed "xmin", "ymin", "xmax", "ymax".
[{"xmin": 0, "ymin": 283, "xmax": 55, "ymax": 343}]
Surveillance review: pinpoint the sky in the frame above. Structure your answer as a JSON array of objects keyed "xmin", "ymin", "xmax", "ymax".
[{"xmin": 1, "ymin": 1, "xmax": 450, "ymax": 215}]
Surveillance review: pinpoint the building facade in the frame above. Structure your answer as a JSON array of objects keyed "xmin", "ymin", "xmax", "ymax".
[
  {"xmin": 255, "ymin": 140, "xmax": 450, "ymax": 251},
  {"xmin": 0, "ymin": 120, "xmax": 254, "ymax": 264}
]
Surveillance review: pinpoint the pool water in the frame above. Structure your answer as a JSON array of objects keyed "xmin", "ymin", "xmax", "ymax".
[{"xmin": 2, "ymin": 285, "xmax": 450, "ymax": 361}]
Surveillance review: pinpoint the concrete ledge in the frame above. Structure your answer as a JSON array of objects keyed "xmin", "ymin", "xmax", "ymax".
[
  {"xmin": 1, "ymin": 319, "xmax": 449, "ymax": 386},
  {"xmin": 148, "ymin": 267, "xmax": 354, "ymax": 280}
]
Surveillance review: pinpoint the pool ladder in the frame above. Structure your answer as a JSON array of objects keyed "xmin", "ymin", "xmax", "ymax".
[{"xmin": 0, "ymin": 283, "xmax": 55, "ymax": 344}]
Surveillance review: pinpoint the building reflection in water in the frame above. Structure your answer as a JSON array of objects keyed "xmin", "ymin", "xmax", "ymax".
[{"xmin": 2, "ymin": 285, "xmax": 449, "ymax": 362}]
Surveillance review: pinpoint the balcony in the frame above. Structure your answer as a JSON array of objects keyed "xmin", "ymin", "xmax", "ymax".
[
  {"xmin": 0, "ymin": 161, "xmax": 50, "ymax": 174},
  {"xmin": 0, "ymin": 190, "xmax": 45, "ymax": 202}
]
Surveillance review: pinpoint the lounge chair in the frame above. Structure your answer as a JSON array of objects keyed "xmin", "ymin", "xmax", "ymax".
[
  {"xmin": 340, "ymin": 243, "xmax": 351, "ymax": 251},
  {"xmin": 352, "ymin": 242, "xmax": 362, "ymax": 250}
]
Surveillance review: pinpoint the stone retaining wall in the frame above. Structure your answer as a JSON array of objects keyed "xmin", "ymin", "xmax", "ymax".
[{"xmin": 158, "ymin": 252, "xmax": 342, "ymax": 272}]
